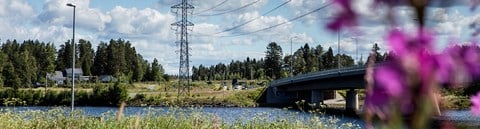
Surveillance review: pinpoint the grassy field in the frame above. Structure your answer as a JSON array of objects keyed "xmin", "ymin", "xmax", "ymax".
[{"xmin": 126, "ymin": 82, "xmax": 265, "ymax": 107}]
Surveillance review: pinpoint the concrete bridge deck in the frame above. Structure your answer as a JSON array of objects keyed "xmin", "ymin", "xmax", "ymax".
[{"xmin": 266, "ymin": 65, "xmax": 367, "ymax": 112}]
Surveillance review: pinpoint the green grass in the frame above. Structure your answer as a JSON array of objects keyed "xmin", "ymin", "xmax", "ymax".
[{"xmin": 0, "ymin": 107, "xmax": 360, "ymax": 129}]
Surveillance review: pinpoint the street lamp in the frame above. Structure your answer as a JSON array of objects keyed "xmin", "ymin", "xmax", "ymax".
[
  {"xmin": 290, "ymin": 36, "xmax": 298, "ymax": 77},
  {"xmin": 351, "ymin": 37, "xmax": 358, "ymax": 61},
  {"xmin": 66, "ymin": 3, "xmax": 76, "ymax": 112},
  {"xmin": 337, "ymin": 31, "xmax": 341, "ymax": 69}
]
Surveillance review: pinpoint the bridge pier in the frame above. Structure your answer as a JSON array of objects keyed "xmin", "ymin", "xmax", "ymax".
[
  {"xmin": 310, "ymin": 90, "xmax": 324, "ymax": 107},
  {"xmin": 345, "ymin": 89, "xmax": 358, "ymax": 113}
]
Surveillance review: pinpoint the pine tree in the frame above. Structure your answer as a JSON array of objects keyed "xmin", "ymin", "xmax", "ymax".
[
  {"xmin": 322, "ymin": 47, "xmax": 335, "ymax": 69},
  {"xmin": 264, "ymin": 42, "xmax": 283, "ymax": 79},
  {"xmin": 93, "ymin": 42, "xmax": 109, "ymax": 75},
  {"xmin": 78, "ymin": 39, "xmax": 94, "ymax": 76}
]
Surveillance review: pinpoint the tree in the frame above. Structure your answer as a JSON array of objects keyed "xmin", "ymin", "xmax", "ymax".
[
  {"xmin": 2, "ymin": 61, "xmax": 20, "ymax": 89},
  {"xmin": 338, "ymin": 54, "xmax": 355, "ymax": 67},
  {"xmin": 0, "ymin": 52, "xmax": 5, "ymax": 86},
  {"xmin": 93, "ymin": 42, "xmax": 109, "ymax": 75},
  {"xmin": 314, "ymin": 45, "xmax": 324, "ymax": 70},
  {"xmin": 55, "ymin": 40, "xmax": 78, "ymax": 71},
  {"xmin": 132, "ymin": 54, "xmax": 147, "ymax": 82},
  {"xmin": 322, "ymin": 47, "xmax": 335, "ymax": 69},
  {"xmin": 372, "ymin": 43, "xmax": 384, "ymax": 63},
  {"xmin": 40, "ymin": 43, "xmax": 56, "ymax": 83},
  {"xmin": 149, "ymin": 58, "xmax": 164, "ymax": 82},
  {"xmin": 293, "ymin": 50, "xmax": 306, "ymax": 75},
  {"xmin": 78, "ymin": 39, "xmax": 94, "ymax": 76},
  {"xmin": 301, "ymin": 44, "xmax": 316, "ymax": 72},
  {"xmin": 283, "ymin": 55, "xmax": 293, "ymax": 76},
  {"xmin": 17, "ymin": 50, "xmax": 37, "ymax": 87},
  {"xmin": 106, "ymin": 39, "xmax": 127, "ymax": 76},
  {"xmin": 264, "ymin": 42, "xmax": 283, "ymax": 79}
]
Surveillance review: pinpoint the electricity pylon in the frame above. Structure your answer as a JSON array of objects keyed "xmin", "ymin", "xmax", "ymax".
[{"xmin": 171, "ymin": 0, "xmax": 194, "ymax": 98}]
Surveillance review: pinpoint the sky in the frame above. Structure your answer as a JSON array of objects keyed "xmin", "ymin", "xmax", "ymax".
[{"xmin": 0, "ymin": 0, "xmax": 479, "ymax": 74}]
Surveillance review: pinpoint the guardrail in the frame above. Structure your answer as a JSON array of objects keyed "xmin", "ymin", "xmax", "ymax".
[{"xmin": 270, "ymin": 65, "xmax": 367, "ymax": 87}]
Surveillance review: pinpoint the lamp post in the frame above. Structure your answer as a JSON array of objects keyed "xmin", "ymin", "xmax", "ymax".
[
  {"xmin": 351, "ymin": 37, "xmax": 358, "ymax": 61},
  {"xmin": 290, "ymin": 36, "xmax": 298, "ymax": 77},
  {"xmin": 337, "ymin": 31, "xmax": 341, "ymax": 69},
  {"xmin": 66, "ymin": 3, "xmax": 76, "ymax": 112}
]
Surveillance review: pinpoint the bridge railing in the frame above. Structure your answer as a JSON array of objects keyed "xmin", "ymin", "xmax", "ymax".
[{"xmin": 270, "ymin": 65, "xmax": 367, "ymax": 86}]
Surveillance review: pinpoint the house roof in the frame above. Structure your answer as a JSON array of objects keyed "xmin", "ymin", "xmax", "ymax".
[
  {"xmin": 47, "ymin": 71, "xmax": 65, "ymax": 80},
  {"xmin": 65, "ymin": 68, "xmax": 83, "ymax": 75}
]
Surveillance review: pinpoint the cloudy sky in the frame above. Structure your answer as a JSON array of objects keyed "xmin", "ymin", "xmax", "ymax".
[{"xmin": 1, "ymin": 0, "xmax": 479, "ymax": 74}]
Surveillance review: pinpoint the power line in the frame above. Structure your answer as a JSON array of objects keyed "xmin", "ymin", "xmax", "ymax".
[
  {"xmin": 193, "ymin": 0, "xmax": 229, "ymax": 15},
  {"xmin": 216, "ymin": 2, "xmax": 333, "ymax": 37},
  {"xmin": 214, "ymin": 0, "xmax": 292, "ymax": 34},
  {"xmin": 197, "ymin": 0, "xmax": 260, "ymax": 16}
]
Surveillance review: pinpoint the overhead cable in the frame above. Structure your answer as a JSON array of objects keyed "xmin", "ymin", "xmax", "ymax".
[
  {"xmin": 197, "ymin": 0, "xmax": 260, "ymax": 16},
  {"xmin": 217, "ymin": 2, "xmax": 333, "ymax": 37},
  {"xmin": 214, "ymin": 0, "xmax": 292, "ymax": 34},
  {"xmin": 193, "ymin": 0, "xmax": 229, "ymax": 15}
]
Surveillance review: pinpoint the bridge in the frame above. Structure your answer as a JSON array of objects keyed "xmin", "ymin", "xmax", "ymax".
[{"xmin": 265, "ymin": 65, "xmax": 366, "ymax": 112}]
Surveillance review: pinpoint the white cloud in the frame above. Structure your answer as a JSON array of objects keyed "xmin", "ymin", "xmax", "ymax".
[
  {"xmin": 38, "ymin": 0, "xmax": 111, "ymax": 32},
  {"xmin": 288, "ymin": 0, "xmax": 332, "ymax": 24},
  {"xmin": 234, "ymin": 11, "xmax": 292, "ymax": 36},
  {"xmin": 2, "ymin": 0, "xmax": 477, "ymax": 74}
]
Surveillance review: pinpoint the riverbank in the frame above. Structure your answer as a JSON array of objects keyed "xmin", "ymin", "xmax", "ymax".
[
  {"xmin": 0, "ymin": 81, "xmax": 474, "ymax": 110},
  {"xmin": 0, "ymin": 81, "xmax": 266, "ymax": 107}
]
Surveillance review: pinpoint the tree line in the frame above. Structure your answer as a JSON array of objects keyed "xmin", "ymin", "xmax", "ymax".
[
  {"xmin": 0, "ymin": 39, "xmax": 166, "ymax": 88},
  {"xmin": 192, "ymin": 42, "xmax": 387, "ymax": 81}
]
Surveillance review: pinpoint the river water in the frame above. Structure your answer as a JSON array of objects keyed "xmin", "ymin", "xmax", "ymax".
[{"xmin": 0, "ymin": 106, "xmax": 478, "ymax": 128}]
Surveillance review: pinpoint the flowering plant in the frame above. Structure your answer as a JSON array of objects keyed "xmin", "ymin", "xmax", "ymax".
[{"xmin": 327, "ymin": 0, "xmax": 480, "ymax": 128}]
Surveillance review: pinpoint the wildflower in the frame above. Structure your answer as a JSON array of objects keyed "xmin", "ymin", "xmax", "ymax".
[
  {"xmin": 472, "ymin": 0, "xmax": 480, "ymax": 11},
  {"xmin": 460, "ymin": 44, "xmax": 480, "ymax": 78},
  {"xmin": 471, "ymin": 92, "xmax": 480, "ymax": 116},
  {"xmin": 373, "ymin": 63, "xmax": 405, "ymax": 98},
  {"xmin": 326, "ymin": 0, "xmax": 357, "ymax": 31},
  {"xmin": 437, "ymin": 44, "xmax": 480, "ymax": 87}
]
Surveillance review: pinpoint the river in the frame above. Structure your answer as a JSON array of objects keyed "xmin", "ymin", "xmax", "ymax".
[{"xmin": 0, "ymin": 106, "xmax": 478, "ymax": 128}]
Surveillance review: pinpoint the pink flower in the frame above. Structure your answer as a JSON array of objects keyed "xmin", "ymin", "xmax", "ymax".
[
  {"xmin": 366, "ymin": 62, "xmax": 413, "ymax": 115},
  {"xmin": 387, "ymin": 29, "xmax": 434, "ymax": 58},
  {"xmin": 471, "ymin": 92, "xmax": 480, "ymax": 116},
  {"xmin": 374, "ymin": 63, "xmax": 405, "ymax": 98},
  {"xmin": 472, "ymin": 0, "xmax": 480, "ymax": 11},
  {"xmin": 461, "ymin": 44, "xmax": 480, "ymax": 78},
  {"xmin": 327, "ymin": 0, "xmax": 357, "ymax": 31}
]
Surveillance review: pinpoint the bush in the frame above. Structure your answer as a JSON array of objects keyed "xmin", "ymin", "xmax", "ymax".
[{"xmin": 0, "ymin": 82, "xmax": 128, "ymax": 106}]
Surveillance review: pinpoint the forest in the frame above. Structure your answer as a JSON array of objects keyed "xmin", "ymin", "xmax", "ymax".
[
  {"xmin": 0, "ymin": 39, "xmax": 166, "ymax": 88},
  {"xmin": 0, "ymin": 39, "xmax": 386, "ymax": 88},
  {"xmin": 191, "ymin": 42, "xmax": 386, "ymax": 81}
]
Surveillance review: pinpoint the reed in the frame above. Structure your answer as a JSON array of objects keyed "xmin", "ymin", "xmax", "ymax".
[{"xmin": 0, "ymin": 107, "xmax": 360, "ymax": 129}]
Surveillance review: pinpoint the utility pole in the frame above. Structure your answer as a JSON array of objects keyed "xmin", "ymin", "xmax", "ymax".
[
  {"xmin": 352, "ymin": 37, "xmax": 358, "ymax": 61},
  {"xmin": 171, "ymin": 0, "xmax": 194, "ymax": 98},
  {"xmin": 337, "ymin": 30, "xmax": 341, "ymax": 69},
  {"xmin": 290, "ymin": 36, "xmax": 298, "ymax": 77}
]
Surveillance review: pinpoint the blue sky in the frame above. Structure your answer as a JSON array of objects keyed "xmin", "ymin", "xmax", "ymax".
[{"xmin": 1, "ymin": 0, "xmax": 479, "ymax": 74}]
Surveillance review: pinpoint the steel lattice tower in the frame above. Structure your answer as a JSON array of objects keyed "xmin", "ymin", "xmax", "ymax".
[{"xmin": 171, "ymin": 0, "xmax": 194, "ymax": 97}]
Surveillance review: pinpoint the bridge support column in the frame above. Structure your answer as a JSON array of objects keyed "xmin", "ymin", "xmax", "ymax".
[
  {"xmin": 310, "ymin": 90, "xmax": 323, "ymax": 107},
  {"xmin": 345, "ymin": 89, "xmax": 358, "ymax": 113}
]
